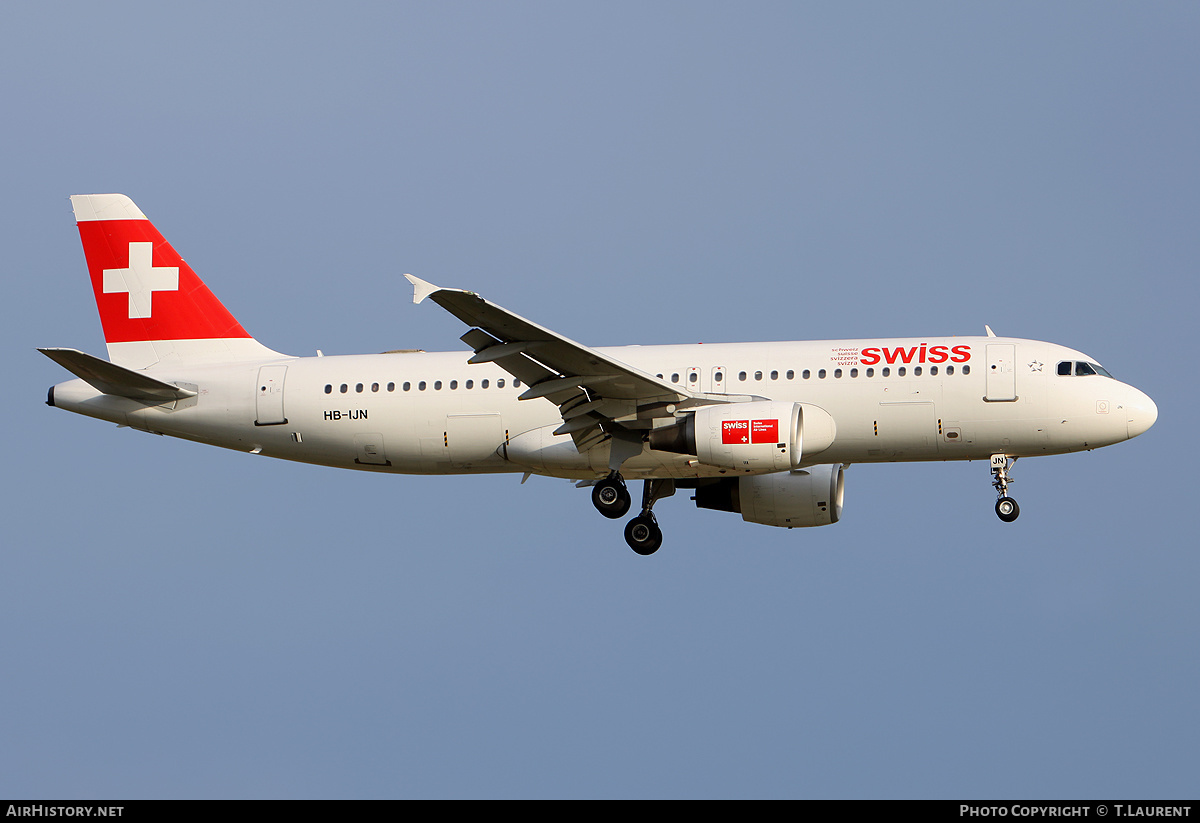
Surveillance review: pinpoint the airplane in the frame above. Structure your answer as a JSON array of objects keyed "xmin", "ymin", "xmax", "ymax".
[{"xmin": 43, "ymin": 194, "xmax": 1158, "ymax": 554}]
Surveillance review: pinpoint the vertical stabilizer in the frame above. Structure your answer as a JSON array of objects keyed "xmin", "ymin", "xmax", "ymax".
[{"xmin": 71, "ymin": 194, "xmax": 284, "ymax": 369}]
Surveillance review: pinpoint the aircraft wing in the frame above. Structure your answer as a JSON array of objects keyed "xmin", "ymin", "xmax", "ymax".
[{"xmin": 405, "ymin": 275, "xmax": 723, "ymax": 452}]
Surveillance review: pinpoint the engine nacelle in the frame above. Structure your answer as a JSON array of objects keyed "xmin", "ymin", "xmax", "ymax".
[
  {"xmin": 693, "ymin": 464, "xmax": 844, "ymax": 528},
  {"xmin": 649, "ymin": 401, "xmax": 835, "ymax": 472}
]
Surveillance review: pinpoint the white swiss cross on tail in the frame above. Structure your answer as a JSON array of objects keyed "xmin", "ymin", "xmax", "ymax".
[{"xmin": 103, "ymin": 241, "xmax": 179, "ymax": 319}]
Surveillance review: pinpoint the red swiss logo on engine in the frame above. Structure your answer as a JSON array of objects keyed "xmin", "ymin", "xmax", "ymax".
[
  {"xmin": 722, "ymin": 419, "xmax": 778, "ymax": 445},
  {"xmin": 722, "ymin": 420, "xmax": 749, "ymax": 444}
]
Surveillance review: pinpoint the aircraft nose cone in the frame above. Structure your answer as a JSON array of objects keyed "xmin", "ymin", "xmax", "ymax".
[{"xmin": 1126, "ymin": 388, "xmax": 1158, "ymax": 439}]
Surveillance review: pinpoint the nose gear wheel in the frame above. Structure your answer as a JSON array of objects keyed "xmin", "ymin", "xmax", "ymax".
[
  {"xmin": 995, "ymin": 496, "xmax": 1020, "ymax": 522},
  {"xmin": 990, "ymin": 454, "xmax": 1020, "ymax": 522}
]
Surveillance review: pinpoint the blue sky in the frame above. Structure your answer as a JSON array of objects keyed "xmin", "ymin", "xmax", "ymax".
[{"xmin": 2, "ymin": 2, "xmax": 1197, "ymax": 798}]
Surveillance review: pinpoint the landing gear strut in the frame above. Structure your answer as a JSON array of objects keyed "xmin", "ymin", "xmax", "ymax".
[
  {"xmin": 592, "ymin": 471, "xmax": 631, "ymax": 519},
  {"xmin": 991, "ymin": 454, "xmax": 1020, "ymax": 523},
  {"xmin": 624, "ymin": 479, "xmax": 674, "ymax": 555}
]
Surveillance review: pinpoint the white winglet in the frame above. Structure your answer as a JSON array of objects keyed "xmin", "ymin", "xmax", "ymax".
[{"xmin": 404, "ymin": 274, "xmax": 441, "ymax": 305}]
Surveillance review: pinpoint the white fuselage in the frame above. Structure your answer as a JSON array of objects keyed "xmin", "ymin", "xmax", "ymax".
[{"xmin": 49, "ymin": 335, "xmax": 1158, "ymax": 481}]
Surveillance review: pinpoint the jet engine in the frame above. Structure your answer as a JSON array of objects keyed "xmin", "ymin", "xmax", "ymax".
[
  {"xmin": 648, "ymin": 401, "xmax": 835, "ymax": 472},
  {"xmin": 692, "ymin": 464, "xmax": 844, "ymax": 528}
]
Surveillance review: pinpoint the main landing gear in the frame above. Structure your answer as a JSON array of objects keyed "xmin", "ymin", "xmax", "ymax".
[
  {"xmin": 591, "ymin": 472, "xmax": 631, "ymax": 519},
  {"xmin": 624, "ymin": 478, "xmax": 674, "ymax": 556},
  {"xmin": 591, "ymin": 473, "xmax": 674, "ymax": 555},
  {"xmin": 624, "ymin": 514, "xmax": 662, "ymax": 556},
  {"xmin": 991, "ymin": 454, "xmax": 1020, "ymax": 523}
]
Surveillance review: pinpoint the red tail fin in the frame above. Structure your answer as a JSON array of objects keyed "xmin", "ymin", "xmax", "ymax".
[{"xmin": 71, "ymin": 194, "xmax": 281, "ymax": 369}]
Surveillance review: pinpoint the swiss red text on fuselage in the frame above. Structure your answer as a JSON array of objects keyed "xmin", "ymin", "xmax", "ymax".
[{"xmin": 858, "ymin": 345, "xmax": 971, "ymax": 366}]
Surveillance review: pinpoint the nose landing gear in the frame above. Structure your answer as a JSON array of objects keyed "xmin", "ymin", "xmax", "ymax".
[{"xmin": 991, "ymin": 454, "xmax": 1020, "ymax": 522}]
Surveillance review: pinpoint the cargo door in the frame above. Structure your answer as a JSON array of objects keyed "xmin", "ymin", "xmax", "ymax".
[
  {"xmin": 446, "ymin": 414, "xmax": 505, "ymax": 467},
  {"xmin": 875, "ymin": 401, "xmax": 939, "ymax": 457}
]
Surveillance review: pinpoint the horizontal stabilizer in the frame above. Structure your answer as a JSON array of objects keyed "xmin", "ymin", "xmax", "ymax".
[{"xmin": 39, "ymin": 347, "xmax": 197, "ymax": 402}]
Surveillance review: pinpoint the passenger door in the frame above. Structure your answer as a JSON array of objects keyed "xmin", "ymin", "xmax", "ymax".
[
  {"xmin": 255, "ymin": 365, "xmax": 288, "ymax": 425},
  {"xmin": 985, "ymin": 344, "xmax": 1017, "ymax": 402}
]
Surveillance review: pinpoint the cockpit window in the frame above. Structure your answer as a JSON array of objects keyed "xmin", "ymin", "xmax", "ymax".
[{"xmin": 1059, "ymin": 360, "xmax": 1114, "ymax": 378}]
